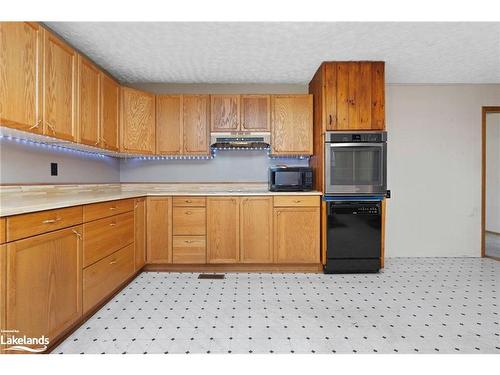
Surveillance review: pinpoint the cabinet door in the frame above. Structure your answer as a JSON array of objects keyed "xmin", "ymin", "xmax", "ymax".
[
  {"xmin": 0, "ymin": 22, "xmax": 42, "ymax": 133},
  {"xmin": 274, "ymin": 207, "xmax": 320, "ymax": 263},
  {"xmin": 271, "ymin": 95, "xmax": 313, "ymax": 155},
  {"xmin": 157, "ymin": 95, "xmax": 182, "ymax": 154},
  {"xmin": 146, "ymin": 197, "xmax": 172, "ymax": 263},
  {"xmin": 43, "ymin": 29, "xmax": 77, "ymax": 141},
  {"xmin": 371, "ymin": 62, "xmax": 385, "ymax": 130},
  {"xmin": 240, "ymin": 197, "xmax": 273, "ymax": 263},
  {"xmin": 183, "ymin": 95, "xmax": 210, "ymax": 155},
  {"xmin": 210, "ymin": 95, "xmax": 239, "ymax": 132},
  {"xmin": 100, "ymin": 73, "xmax": 120, "ymax": 151},
  {"xmin": 240, "ymin": 95, "xmax": 270, "ymax": 132},
  {"xmin": 0, "ymin": 244, "xmax": 5, "ymax": 354},
  {"xmin": 207, "ymin": 197, "xmax": 239, "ymax": 263},
  {"xmin": 121, "ymin": 87, "xmax": 155, "ymax": 154},
  {"xmin": 77, "ymin": 56, "xmax": 100, "ymax": 146},
  {"xmin": 5, "ymin": 227, "xmax": 82, "ymax": 350},
  {"xmin": 134, "ymin": 198, "xmax": 146, "ymax": 271}
]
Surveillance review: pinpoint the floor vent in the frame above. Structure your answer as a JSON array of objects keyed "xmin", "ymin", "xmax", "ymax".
[{"xmin": 198, "ymin": 274, "xmax": 225, "ymax": 280}]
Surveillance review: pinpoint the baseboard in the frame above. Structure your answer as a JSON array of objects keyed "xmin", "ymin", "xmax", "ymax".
[{"xmin": 143, "ymin": 263, "xmax": 323, "ymax": 273}]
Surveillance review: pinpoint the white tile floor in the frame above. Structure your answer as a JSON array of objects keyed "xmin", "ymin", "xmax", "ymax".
[{"xmin": 53, "ymin": 258, "xmax": 499, "ymax": 354}]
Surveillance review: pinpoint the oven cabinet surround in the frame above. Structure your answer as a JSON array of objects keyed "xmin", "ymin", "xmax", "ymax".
[{"xmin": 0, "ymin": 199, "xmax": 140, "ymax": 353}]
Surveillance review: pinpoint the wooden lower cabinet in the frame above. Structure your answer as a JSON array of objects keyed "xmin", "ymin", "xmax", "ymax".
[
  {"xmin": 4, "ymin": 227, "xmax": 82, "ymax": 351},
  {"xmin": 274, "ymin": 207, "xmax": 320, "ymax": 263},
  {"xmin": 146, "ymin": 197, "xmax": 172, "ymax": 263},
  {"xmin": 240, "ymin": 197, "xmax": 273, "ymax": 263},
  {"xmin": 83, "ymin": 244, "xmax": 134, "ymax": 314},
  {"xmin": 0, "ymin": 244, "xmax": 6, "ymax": 354},
  {"xmin": 172, "ymin": 236, "xmax": 206, "ymax": 264},
  {"xmin": 134, "ymin": 198, "xmax": 146, "ymax": 271},
  {"xmin": 207, "ymin": 197, "xmax": 240, "ymax": 263}
]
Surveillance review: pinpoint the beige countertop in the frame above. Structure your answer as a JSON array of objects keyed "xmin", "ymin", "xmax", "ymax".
[{"xmin": 0, "ymin": 183, "xmax": 322, "ymax": 217}]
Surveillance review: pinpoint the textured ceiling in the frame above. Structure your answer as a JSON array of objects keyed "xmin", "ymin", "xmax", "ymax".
[{"xmin": 45, "ymin": 22, "xmax": 500, "ymax": 84}]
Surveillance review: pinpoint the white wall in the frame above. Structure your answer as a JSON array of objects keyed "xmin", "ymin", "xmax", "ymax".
[
  {"xmin": 486, "ymin": 113, "xmax": 500, "ymax": 233},
  {"xmin": 0, "ymin": 139, "xmax": 120, "ymax": 184},
  {"xmin": 385, "ymin": 84, "xmax": 500, "ymax": 257}
]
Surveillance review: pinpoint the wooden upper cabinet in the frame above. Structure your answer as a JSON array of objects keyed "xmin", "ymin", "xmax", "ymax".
[
  {"xmin": 120, "ymin": 87, "xmax": 155, "ymax": 154},
  {"xmin": 324, "ymin": 61, "xmax": 385, "ymax": 131},
  {"xmin": 156, "ymin": 95, "xmax": 183, "ymax": 154},
  {"xmin": 183, "ymin": 95, "xmax": 210, "ymax": 155},
  {"xmin": 271, "ymin": 95, "xmax": 313, "ymax": 155},
  {"xmin": 207, "ymin": 197, "xmax": 240, "ymax": 263},
  {"xmin": 100, "ymin": 73, "xmax": 120, "ymax": 151},
  {"xmin": 240, "ymin": 197, "xmax": 273, "ymax": 263},
  {"xmin": 5, "ymin": 227, "xmax": 82, "ymax": 346},
  {"xmin": 77, "ymin": 55, "xmax": 100, "ymax": 146},
  {"xmin": 43, "ymin": 29, "xmax": 77, "ymax": 142},
  {"xmin": 0, "ymin": 22, "xmax": 42, "ymax": 134},
  {"xmin": 240, "ymin": 95, "xmax": 270, "ymax": 131},
  {"xmin": 210, "ymin": 95, "xmax": 239, "ymax": 132}
]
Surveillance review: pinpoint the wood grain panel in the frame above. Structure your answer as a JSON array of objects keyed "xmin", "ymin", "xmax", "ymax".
[
  {"xmin": 371, "ymin": 62, "xmax": 385, "ymax": 130},
  {"xmin": 82, "ymin": 211, "xmax": 134, "ymax": 267},
  {"xmin": 172, "ymin": 207, "xmax": 206, "ymax": 236},
  {"xmin": 358, "ymin": 62, "xmax": 372, "ymax": 129},
  {"xmin": 146, "ymin": 197, "xmax": 172, "ymax": 264},
  {"xmin": 273, "ymin": 195, "xmax": 320, "ymax": 207},
  {"xmin": 157, "ymin": 95, "xmax": 183, "ymax": 154},
  {"xmin": 172, "ymin": 236, "xmax": 206, "ymax": 264},
  {"xmin": 0, "ymin": 218, "xmax": 6, "ymax": 244},
  {"xmin": 100, "ymin": 73, "xmax": 120, "ymax": 151},
  {"xmin": 183, "ymin": 95, "xmax": 210, "ymax": 155},
  {"xmin": 207, "ymin": 197, "xmax": 239, "ymax": 263},
  {"xmin": 324, "ymin": 62, "xmax": 337, "ymax": 131},
  {"xmin": 271, "ymin": 95, "xmax": 313, "ymax": 155},
  {"xmin": 240, "ymin": 197, "xmax": 273, "ymax": 263},
  {"xmin": 5, "ymin": 227, "xmax": 82, "ymax": 350},
  {"xmin": 172, "ymin": 196, "xmax": 206, "ymax": 207},
  {"xmin": 335, "ymin": 63, "xmax": 349, "ymax": 130},
  {"xmin": 43, "ymin": 28, "xmax": 77, "ymax": 141},
  {"xmin": 348, "ymin": 62, "xmax": 360, "ymax": 129},
  {"xmin": 83, "ymin": 199, "xmax": 134, "ymax": 222},
  {"xmin": 134, "ymin": 198, "xmax": 146, "ymax": 271},
  {"xmin": 0, "ymin": 22, "xmax": 42, "ymax": 133},
  {"xmin": 240, "ymin": 95, "xmax": 270, "ymax": 131},
  {"xmin": 7, "ymin": 206, "xmax": 83, "ymax": 242},
  {"xmin": 77, "ymin": 55, "xmax": 100, "ymax": 146},
  {"xmin": 120, "ymin": 87, "xmax": 155, "ymax": 154},
  {"xmin": 210, "ymin": 95, "xmax": 239, "ymax": 132},
  {"xmin": 83, "ymin": 244, "xmax": 134, "ymax": 314},
  {"xmin": 274, "ymin": 207, "xmax": 320, "ymax": 263}
]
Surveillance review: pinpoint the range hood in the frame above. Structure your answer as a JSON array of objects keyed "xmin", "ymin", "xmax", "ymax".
[{"xmin": 210, "ymin": 132, "xmax": 270, "ymax": 150}]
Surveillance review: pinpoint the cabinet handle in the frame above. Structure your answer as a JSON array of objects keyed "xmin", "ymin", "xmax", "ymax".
[
  {"xmin": 185, "ymin": 211, "xmax": 192, "ymax": 215},
  {"xmin": 45, "ymin": 121, "xmax": 56, "ymax": 133},
  {"xmin": 28, "ymin": 119, "xmax": 42, "ymax": 130},
  {"xmin": 109, "ymin": 222, "xmax": 116, "ymax": 226},
  {"xmin": 329, "ymin": 115, "xmax": 332, "ymax": 125},
  {"xmin": 185, "ymin": 200, "xmax": 192, "ymax": 203},
  {"xmin": 109, "ymin": 260, "xmax": 117, "ymax": 265},
  {"xmin": 293, "ymin": 200, "xmax": 302, "ymax": 203},
  {"xmin": 42, "ymin": 217, "xmax": 62, "ymax": 224},
  {"xmin": 184, "ymin": 240, "xmax": 194, "ymax": 243},
  {"xmin": 101, "ymin": 137, "xmax": 108, "ymax": 145},
  {"xmin": 109, "ymin": 206, "xmax": 116, "ymax": 210},
  {"xmin": 72, "ymin": 229, "xmax": 82, "ymax": 240},
  {"xmin": 94, "ymin": 139, "xmax": 100, "ymax": 146}
]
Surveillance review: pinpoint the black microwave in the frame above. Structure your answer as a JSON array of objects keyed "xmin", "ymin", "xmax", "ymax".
[{"xmin": 269, "ymin": 167, "xmax": 314, "ymax": 192}]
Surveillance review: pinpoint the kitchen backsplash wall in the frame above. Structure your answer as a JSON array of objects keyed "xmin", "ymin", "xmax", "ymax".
[
  {"xmin": 120, "ymin": 151, "xmax": 309, "ymax": 183},
  {"xmin": 0, "ymin": 139, "xmax": 120, "ymax": 184}
]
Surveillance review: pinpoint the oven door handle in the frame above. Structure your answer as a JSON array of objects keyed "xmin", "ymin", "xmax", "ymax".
[{"xmin": 328, "ymin": 143, "xmax": 384, "ymax": 147}]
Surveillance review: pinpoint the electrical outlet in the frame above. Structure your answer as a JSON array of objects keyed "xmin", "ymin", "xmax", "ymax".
[{"xmin": 50, "ymin": 162, "xmax": 58, "ymax": 176}]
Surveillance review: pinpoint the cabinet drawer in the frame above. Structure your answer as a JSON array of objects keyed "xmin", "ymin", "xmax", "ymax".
[
  {"xmin": 173, "ymin": 236, "xmax": 206, "ymax": 264},
  {"xmin": 273, "ymin": 195, "xmax": 320, "ymax": 207},
  {"xmin": 83, "ymin": 244, "xmax": 134, "ymax": 314},
  {"xmin": 173, "ymin": 196, "xmax": 206, "ymax": 207},
  {"xmin": 6, "ymin": 206, "xmax": 83, "ymax": 242},
  {"xmin": 173, "ymin": 207, "xmax": 206, "ymax": 235},
  {"xmin": 83, "ymin": 211, "xmax": 134, "ymax": 267},
  {"xmin": 83, "ymin": 199, "xmax": 134, "ymax": 222}
]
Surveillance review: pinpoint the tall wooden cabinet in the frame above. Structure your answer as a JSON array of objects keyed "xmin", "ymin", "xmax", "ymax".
[
  {"xmin": 120, "ymin": 87, "xmax": 156, "ymax": 154},
  {"xmin": 0, "ymin": 22, "xmax": 42, "ymax": 134},
  {"xmin": 271, "ymin": 95, "xmax": 313, "ymax": 155},
  {"xmin": 207, "ymin": 197, "xmax": 240, "ymax": 263},
  {"xmin": 43, "ymin": 28, "xmax": 78, "ymax": 142},
  {"xmin": 77, "ymin": 56, "xmax": 100, "ymax": 146},
  {"xmin": 100, "ymin": 73, "xmax": 120, "ymax": 151},
  {"xmin": 5, "ymin": 227, "xmax": 82, "ymax": 345},
  {"xmin": 146, "ymin": 197, "xmax": 172, "ymax": 263}
]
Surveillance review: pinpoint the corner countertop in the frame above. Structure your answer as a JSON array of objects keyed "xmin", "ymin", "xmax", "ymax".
[{"xmin": 0, "ymin": 183, "xmax": 322, "ymax": 217}]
